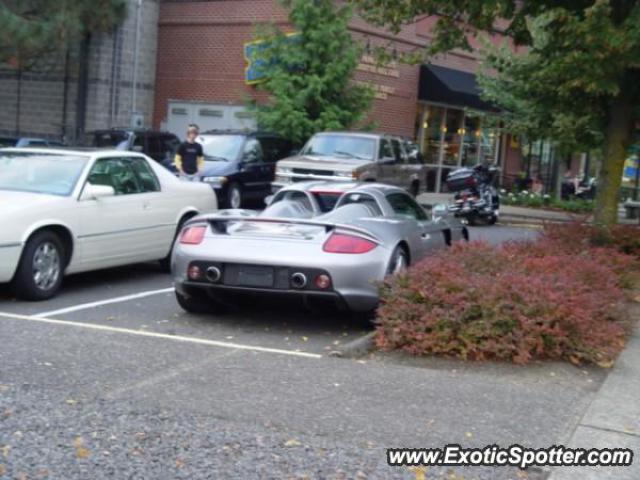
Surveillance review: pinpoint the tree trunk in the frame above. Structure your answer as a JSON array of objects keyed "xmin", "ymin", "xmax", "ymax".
[{"xmin": 594, "ymin": 84, "xmax": 634, "ymax": 225}]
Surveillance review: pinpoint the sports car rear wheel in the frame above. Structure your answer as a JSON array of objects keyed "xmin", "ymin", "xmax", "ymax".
[
  {"xmin": 387, "ymin": 245, "xmax": 409, "ymax": 276},
  {"xmin": 175, "ymin": 288, "xmax": 228, "ymax": 314}
]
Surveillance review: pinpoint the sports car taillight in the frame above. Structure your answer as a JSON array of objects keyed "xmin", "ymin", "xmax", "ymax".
[
  {"xmin": 179, "ymin": 225, "xmax": 207, "ymax": 245},
  {"xmin": 323, "ymin": 233, "xmax": 377, "ymax": 254}
]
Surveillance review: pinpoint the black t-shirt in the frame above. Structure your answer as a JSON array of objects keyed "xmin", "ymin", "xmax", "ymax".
[{"xmin": 177, "ymin": 141, "xmax": 203, "ymax": 175}]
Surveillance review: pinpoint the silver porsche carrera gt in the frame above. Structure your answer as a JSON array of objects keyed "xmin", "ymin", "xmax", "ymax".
[{"xmin": 171, "ymin": 182, "xmax": 468, "ymax": 314}]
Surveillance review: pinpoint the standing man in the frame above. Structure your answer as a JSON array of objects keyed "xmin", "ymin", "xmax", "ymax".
[{"xmin": 175, "ymin": 124, "xmax": 205, "ymax": 181}]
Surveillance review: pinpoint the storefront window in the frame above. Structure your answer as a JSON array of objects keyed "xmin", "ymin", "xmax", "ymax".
[
  {"xmin": 461, "ymin": 113, "xmax": 481, "ymax": 167},
  {"xmin": 480, "ymin": 130, "xmax": 498, "ymax": 165},
  {"xmin": 415, "ymin": 104, "xmax": 503, "ymax": 192},
  {"xmin": 421, "ymin": 106, "xmax": 445, "ymax": 165},
  {"xmin": 443, "ymin": 109, "xmax": 463, "ymax": 166}
]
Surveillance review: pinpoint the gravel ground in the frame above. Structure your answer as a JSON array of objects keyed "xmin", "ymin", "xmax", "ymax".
[{"xmin": 1, "ymin": 386, "xmax": 546, "ymax": 480}]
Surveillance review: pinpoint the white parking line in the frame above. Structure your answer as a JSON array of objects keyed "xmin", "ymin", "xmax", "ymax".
[
  {"xmin": 0, "ymin": 311, "xmax": 323, "ymax": 359},
  {"xmin": 35, "ymin": 287, "xmax": 175, "ymax": 318}
]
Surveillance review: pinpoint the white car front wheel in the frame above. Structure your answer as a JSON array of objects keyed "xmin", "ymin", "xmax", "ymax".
[{"xmin": 11, "ymin": 231, "xmax": 65, "ymax": 301}]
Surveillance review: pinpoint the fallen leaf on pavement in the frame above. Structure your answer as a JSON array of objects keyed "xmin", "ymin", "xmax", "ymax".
[
  {"xmin": 284, "ymin": 439, "xmax": 302, "ymax": 448},
  {"xmin": 409, "ymin": 467, "xmax": 427, "ymax": 480},
  {"xmin": 73, "ymin": 437, "xmax": 90, "ymax": 459},
  {"xmin": 597, "ymin": 360, "xmax": 614, "ymax": 368}
]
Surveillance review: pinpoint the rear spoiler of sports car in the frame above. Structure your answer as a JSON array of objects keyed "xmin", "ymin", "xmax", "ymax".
[{"xmin": 190, "ymin": 215, "xmax": 381, "ymax": 243}]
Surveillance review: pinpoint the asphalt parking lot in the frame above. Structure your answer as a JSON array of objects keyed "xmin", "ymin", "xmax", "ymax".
[{"xmin": 1, "ymin": 224, "xmax": 602, "ymax": 480}]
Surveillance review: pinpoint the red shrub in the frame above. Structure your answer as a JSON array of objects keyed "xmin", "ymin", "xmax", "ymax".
[
  {"xmin": 543, "ymin": 221, "xmax": 640, "ymax": 260},
  {"xmin": 375, "ymin": 240, "xmax": 634, "ymax": 365}
]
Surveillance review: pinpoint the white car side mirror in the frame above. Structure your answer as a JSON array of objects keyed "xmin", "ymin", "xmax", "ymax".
[
  {"xmin": 82, "ymin": 183, "xmax": 116, "ymax": 201},
  {"xmin": 264, "ymin": 195, "xmax": 274, "ymax": 206}
]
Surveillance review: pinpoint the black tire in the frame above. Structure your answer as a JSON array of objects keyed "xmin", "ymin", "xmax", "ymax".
[
  {"xmin": 11, "ymin": 230, "xmax": 66, "ymax": 301},
  {"xmin": 466, "ymin": 213, "xmax": 479, "ymax": 226},
  {"xmin": 227, "ymin": 183, "xmax": 243, "ymax": 209},
  {"xmin": 159, "ymin": 214, "xmax": 194, "ymax": 272},
  {"xmin": 175, "ymin": 288, "xmax": 228, "ymax": 314},
  {"xmin": 386, "ymin": 245, "xmax": 409, "ymax": 276},
  {"xmin": 486, "ymin": 214, "xmax": 498, "ymax": 225}
]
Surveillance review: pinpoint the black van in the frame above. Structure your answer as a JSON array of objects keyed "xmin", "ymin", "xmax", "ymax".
[
  {"xmin": 196, "ymin": 131, "xmax": 294, "ymax": 208},
  {"xmin": 89, "ymin": 129, "xmax": 181, "ymax": 172}
]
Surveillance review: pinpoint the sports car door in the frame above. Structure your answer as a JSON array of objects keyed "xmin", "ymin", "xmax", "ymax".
[
  {"xmin": 385, "ymin": 192, "xmax": 446, "ymax": 258},
  {"xmin": 76, "ymin": 157, "xmax": 160, "ymax": 270}
]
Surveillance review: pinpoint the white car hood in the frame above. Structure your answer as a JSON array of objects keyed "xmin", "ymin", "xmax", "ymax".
[{"xmin": 0, "ymin": 189, "xmax": 69, "ymax": 216}]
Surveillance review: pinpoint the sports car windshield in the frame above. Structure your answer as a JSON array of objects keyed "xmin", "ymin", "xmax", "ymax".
[
  {"xmin": 200, "ymin": 136, "xmax": 244, "ymax": 161},
  {"xmin": 0, "ymin": 152, "xmax": 88, "ymax": 196},
  {"xmin": 301, "ymin": 135, "xmax": 375, "ymax": 161}
]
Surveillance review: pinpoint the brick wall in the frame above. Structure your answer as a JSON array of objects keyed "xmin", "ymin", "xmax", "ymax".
[
  {"xmin": 153, "ymin": 0, "xmax": 484, "ymax": 139},
  {"xmin": 0, "ymin": 0, "xmax": 159, "ymax": 143}
]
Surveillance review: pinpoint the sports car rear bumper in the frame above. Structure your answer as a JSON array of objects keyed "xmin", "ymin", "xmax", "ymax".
[
  {"xmin": 172, "ymin": 239, "xmax": 388, "ymax": 312},
  {"xmin": 176, "ymin": 281, "xmax": 380, "ymax": 312}
]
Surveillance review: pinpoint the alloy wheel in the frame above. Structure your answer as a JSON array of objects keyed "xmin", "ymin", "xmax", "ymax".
[{"xmin": 32, "ymin": 242, "xmax": 61, "ymax": 291}]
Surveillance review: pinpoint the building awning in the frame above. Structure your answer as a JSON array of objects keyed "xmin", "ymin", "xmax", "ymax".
[{"xmin": 418, "ymin": 64, "xmax": 496, "ymax": 112}]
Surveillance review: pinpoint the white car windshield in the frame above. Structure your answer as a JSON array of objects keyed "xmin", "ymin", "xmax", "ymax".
[
  {"xmin": 301, "ymin": 135, "xmax": 376, "ymax": 161},
  {"xmin": 199, "ymin": 135, "xmax": 244, "ymax": 162},
  {"xmin": 0, "ymin": 152, "xmax": 88, "ymax": 196}
]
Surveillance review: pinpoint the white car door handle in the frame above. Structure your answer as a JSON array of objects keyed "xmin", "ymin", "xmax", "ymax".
[
  {"xmin": 142, "ymin": 202, "xmax": 151, "ymax": 210},
  {"xmin": 421, "ymin": 233, "xmax": 431, "ymax": 240}
]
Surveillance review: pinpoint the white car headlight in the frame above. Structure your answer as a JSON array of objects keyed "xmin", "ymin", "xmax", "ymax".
[{"xmin": 202, "ymin": 176, "xmax": 228, "ymax": 186}]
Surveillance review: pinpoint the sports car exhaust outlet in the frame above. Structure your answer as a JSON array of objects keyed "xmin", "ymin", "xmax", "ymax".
[
  {"xmin": 206, "ymin": 266, "xmax": 222, "ymax": 283},
  {"xmin": 291, "ymin": 272, "xmax": 308, "ymax": 289}
]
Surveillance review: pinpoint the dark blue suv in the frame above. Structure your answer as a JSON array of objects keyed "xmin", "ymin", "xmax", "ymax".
[{"xmin": 196, "ymin": 131, "xmax": 294, "ymax": 208}]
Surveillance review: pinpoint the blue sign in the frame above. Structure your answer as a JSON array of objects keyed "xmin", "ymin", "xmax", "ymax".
[{"xmin": 244, "ymin": 33, "xmax": 301, "ymax": 85}]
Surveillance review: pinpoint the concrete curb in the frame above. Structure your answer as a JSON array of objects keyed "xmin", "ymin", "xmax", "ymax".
[
  {"xmin": 498, "ymin": 215, "xmax": 556, "ymax": 227},
  {"xmin": 328, "ymin": 331, "xmax": 376, "ymax": 358}
]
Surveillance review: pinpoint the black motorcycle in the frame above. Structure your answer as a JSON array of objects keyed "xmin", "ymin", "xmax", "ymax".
[{"xmin": 446, "ymin": 165, "xmax": 500, "ymax": 225}]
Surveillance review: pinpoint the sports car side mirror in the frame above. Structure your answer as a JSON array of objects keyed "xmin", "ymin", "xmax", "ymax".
[
  {"xmin": 432, "ymin": 203, "xmax": 449, "ymax": 221},
  {"xmin": 81, "ymin": 183, "xmax": 116, "ymax": 201}
]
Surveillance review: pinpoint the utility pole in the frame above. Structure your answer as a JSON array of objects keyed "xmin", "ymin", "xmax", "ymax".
[{"xmin": 131, "ymin": 0, "xmax": 143, "ymax": 126}]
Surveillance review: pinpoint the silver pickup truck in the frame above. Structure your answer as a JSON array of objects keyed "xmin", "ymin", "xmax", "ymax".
[{"xmin": 272, "ymin": 132, "xmax": 427, "ymax": 196}]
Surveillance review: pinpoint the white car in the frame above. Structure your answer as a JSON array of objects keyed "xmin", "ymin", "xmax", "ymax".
[{"xmin": 0, "ymin": 148, "xmax": 217, "ymax": 300}]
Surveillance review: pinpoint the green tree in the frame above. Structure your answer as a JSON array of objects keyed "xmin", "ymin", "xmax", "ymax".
[
  {"xmin": 250, "ymin": 0, "xmax": 373, "ymax": 145},
  {"xmin": 0, "ymin": 0, "xmax": 127, "ymax": 68},
  {"xmin": 351, "ymin": 0, "xmax": 640, "ymax": 225}
]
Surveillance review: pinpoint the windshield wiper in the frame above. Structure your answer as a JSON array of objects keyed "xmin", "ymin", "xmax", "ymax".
[
  {"xmin": 334, "ymin": 150, "xmax": 368, "ymax": 160},
  {"xmin": 205, "ymin": 155, "xmax": 228, "ymax": 162}
]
